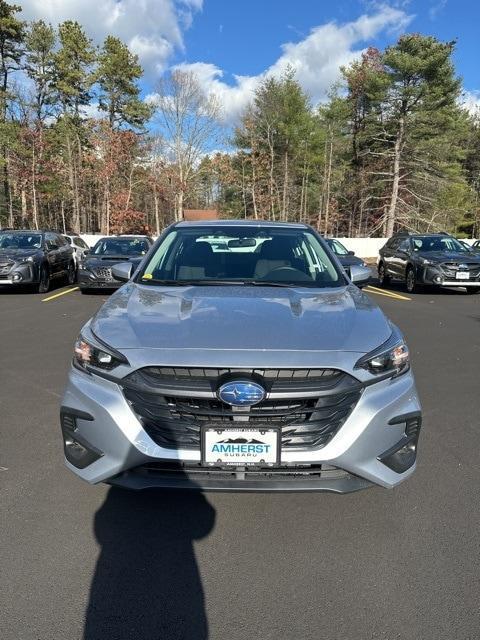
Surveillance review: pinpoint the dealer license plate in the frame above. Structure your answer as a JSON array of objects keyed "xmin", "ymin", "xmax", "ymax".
[
  {"xmin": 202, "ymin": 427, "xmax": 280, "ymax": 466},
  {"xmin": 456, "ymin": 271, "xmax": 470, "ymax": 280}
]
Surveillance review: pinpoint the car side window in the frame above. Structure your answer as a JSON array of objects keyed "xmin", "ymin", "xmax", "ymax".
[
  {"xmin": 55, "ymin": 234, "xmax": 68, "ymax": 247},
  {"xmin": 45, "ymin": 233, "xmax": 58, "ymax": 250},
  {"xmin": 74, "ymin": 238, "xmax": 88, "ymax": 249},
  {"xmin": 398, "ymin": 239, "xmax": 410, "ymax": 252},
  {"xmin": 386, "ymin": 238, "xmax": 400, "ymax": 251}
]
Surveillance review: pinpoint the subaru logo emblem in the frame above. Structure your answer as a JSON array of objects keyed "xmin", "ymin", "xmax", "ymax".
[{"xmin": 217, "ymin": 380, "xmax": 266, "ymax": 407}]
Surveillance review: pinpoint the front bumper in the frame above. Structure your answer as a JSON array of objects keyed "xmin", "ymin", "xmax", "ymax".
[
  {"xmin": 420, "ymin": 265, "xmax": 480, "ymax": 287},
  {"xmin": 77, "ymin": 270, "xmax": 122, "ymax": 289},
  {"xmin": 61, "ymin": 365, "xmax": 422, "ymax": 493},
  {"xmin": 0, "ymin": 263, "xmax": 39, "ymax": 285}
]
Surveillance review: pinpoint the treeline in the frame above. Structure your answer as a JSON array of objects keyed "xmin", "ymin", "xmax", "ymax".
[{"xmin": 1, "ymin": 0, "xmax": 480, "ymax": 236}]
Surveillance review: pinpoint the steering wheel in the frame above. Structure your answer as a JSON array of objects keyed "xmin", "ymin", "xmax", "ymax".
[{"xmin": 261, "ymin": 266, "xmax": 314, "ymax": 282}]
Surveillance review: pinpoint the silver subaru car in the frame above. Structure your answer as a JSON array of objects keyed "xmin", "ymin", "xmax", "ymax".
[{"xmin": 61, "ymin": 221, "xmax": 422, "ymax": 493}]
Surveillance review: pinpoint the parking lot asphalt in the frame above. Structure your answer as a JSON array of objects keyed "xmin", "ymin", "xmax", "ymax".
[{"xmin": 1, "ymin": 282, "xmax": 479, "ymax": 640}]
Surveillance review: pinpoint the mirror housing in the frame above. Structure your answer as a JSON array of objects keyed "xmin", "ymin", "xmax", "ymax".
[
  {"xmin": 347, "ymin": 250, "xmax": 355, "ymax": 256},
  {"xmin": 111, "ymin": 262, "xmax": 133, "ymax": 283},
  {"xmin": 348, "ymin": 264, "xmax": 372, "ymax": 289}
]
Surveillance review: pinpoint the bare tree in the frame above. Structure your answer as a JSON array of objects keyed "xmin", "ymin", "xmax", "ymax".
[{"xmin": 154, "ymin": 70, "xmax": 221, "ymax": 220}]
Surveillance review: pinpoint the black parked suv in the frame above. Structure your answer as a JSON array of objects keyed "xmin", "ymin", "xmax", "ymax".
[
  {"xmin": 0, "ymin": 229, "xmax": 75, "ymax": 293},
  {"xmin": 378, "ymin": 232, "xmax": 480, "ymax": 294},
  {"xmin": 78, "ymin": 235, "xmax": 153, "ymax": 293}
]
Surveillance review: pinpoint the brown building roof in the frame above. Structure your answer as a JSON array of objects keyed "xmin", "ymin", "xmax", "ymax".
[{"xmin": 183, "ymin": 209, "xmax": 219, "ymax": 221}]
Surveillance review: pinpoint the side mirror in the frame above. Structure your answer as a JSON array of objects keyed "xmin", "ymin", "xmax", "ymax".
[
  {"xmin": 111, "ymin": 262, "xmax": 133, "ymax": 282},
  {"xmin": 83, "ymin": 250, "xmax": 89, "ymax": 256},
  {"xmin": 347, "ymin": 250, "xmax": 355, "ymax": 256},
  {"xmin": 348, "ymin": 264, "xmax": 372, "ymax": 289}
]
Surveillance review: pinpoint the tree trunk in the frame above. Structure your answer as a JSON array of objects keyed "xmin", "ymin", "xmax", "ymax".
[
  {"xmin": 282, "ymin": 150, "xmax": 289, "ymax": 221},
  {"xmin": 153, "ymin": 187, "xmax": 161, "ymax": 235},
  {"xmin": 31, "ymin": 146, "xmax": 39, "ymax": 230},
  {"xmin": 251, "ymin": 159, "xmax": 259, "ymax": 220},
  {"xmin": 385, "ymin": 115, "xmax": 405, "ymax": 237},
  {"xmin": 323, "ymin": 135, "xmax": 333, "ymax": 235},
  {"xmin": 21, "ymin": 188, "xmax": 27, "ymax": 226},
  {"xmin": 66, "ymin": 135, "xmax": 80, "ymax": 233}
]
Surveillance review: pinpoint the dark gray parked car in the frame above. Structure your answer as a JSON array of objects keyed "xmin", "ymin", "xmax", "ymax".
[
  {"xmin": 0, "ymin": 229, "xmax": 75, "ymax": 293},
  {"xmin": 61, "ymin": 221, "xmax": 421, "ymax": 493},
  {"xmin": 325, "ymin": 238, "xmax": 372, "ymax": 286},
  {"xmin": 77, "ymin": 235, "xmax": 153, "ymax": 293},
  {"xmin": 378, "ymin": 232, "xmax": 480, "ymax": 293}
]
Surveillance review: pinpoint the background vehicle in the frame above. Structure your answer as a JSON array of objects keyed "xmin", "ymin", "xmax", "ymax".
[
  {"xmin": 63, "ymin": 234, "xmax": 90, "ymax": 268},
  {"xmin": 325, "ymin": 238, "xmax": 372, "ymax": 285},
  {"xmin": 0, "ymin": 230, "xmax": 75, "ymax": 293},
  {"xmin": 378, "ymin": 232, "xmax": 480, "ymax": 294},
  {"xmin": 61, "ymin": 221, "xmax": 421, "ymax": 493},
  {"xmin": 77, "ymin": 235, "xmax": 153, "ymax": 293}
]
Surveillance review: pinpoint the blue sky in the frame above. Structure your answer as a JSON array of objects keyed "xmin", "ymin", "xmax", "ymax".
[{"xmin": 21, "ymin": 0, "xmax": 480, "ymax": 119}]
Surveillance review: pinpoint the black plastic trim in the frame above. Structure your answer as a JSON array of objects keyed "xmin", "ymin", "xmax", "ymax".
[
  {"xmin": 60, "ymin": 406, "xmax": 94, "ymax": 421},
  {"xmin": 388, "ymin": 411, "xmax": 422, "ymax": 426}
]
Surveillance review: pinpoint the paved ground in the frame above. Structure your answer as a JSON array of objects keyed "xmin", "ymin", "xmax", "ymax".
[{"xmin": 1, "ymin": 281, "xmax": 479, "ymax": 640}]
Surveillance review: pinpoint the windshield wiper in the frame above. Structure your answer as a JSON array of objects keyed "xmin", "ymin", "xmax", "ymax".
[{"xmin": 141, "ymin": 278, "xmax": 317, "ymax": 288}]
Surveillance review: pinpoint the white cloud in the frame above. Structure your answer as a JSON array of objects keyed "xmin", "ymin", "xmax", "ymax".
[
  {"xmin": 174, "ymin": 5, "xmax": 413, "ymax": 123},
  {"xmin": 429, "ymin": 0, "xmax": 447, "ymax": 20},
  {"xmin": 460, "ymin": 90, "xmax": 480, "ymax": 115},
  {"xmin": 21, "ymin": 0, "xmax": 203, "ymax": 76}
]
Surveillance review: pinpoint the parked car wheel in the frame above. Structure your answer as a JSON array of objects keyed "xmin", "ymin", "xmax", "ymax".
[
  {"xmin": 66, "ymin": 261, "xmax": 76, "ymax": 285},
  {"xmin": 378, "ymin": 263, "xmax": 390, "ymax": 287},
  {"xmin": 405, "ymin": 266, "xmax": 418, "ymax": 293},
  {"xmin": 38, "ymin": 265, "xmax": 50, "ymax": 294}
]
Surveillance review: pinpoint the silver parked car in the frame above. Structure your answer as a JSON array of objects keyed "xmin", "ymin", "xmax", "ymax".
[{"xmin": 61, "ymin": 221, "xmax": 422, "ymax": 493}]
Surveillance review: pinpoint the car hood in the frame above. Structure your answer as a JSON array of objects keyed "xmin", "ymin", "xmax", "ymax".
[
  {"xmin": 417, "ymin": 250, "xmax": 480, "ymax": 263},
  {"xmin": 83, "ymin": 256, "xmax": 143, "ymax": 268},
  {"xmin": 91, "ymin": 283, "xmax": 391, "ymax": 354},
  {"xmin": 337, "ymin": 255, "xmax": 365, "ymax": 267},
  {"xmin": 0, "ymin": 248, "xmax": 40, "ymax": 260}
]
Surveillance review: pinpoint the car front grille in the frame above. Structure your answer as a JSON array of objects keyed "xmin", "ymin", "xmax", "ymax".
[
  {"xmin": 121, "ymin": 367, "xmax": 362, "ymax": 452},
  {"xmin": 94, "ymin": 267, "xmax": 113, "ymax": 279},
  {"xmin": 440, "ymin": 262, "xmax": 480, "ymax": 278},
  {"xmin": 0, "ymin": 260, "xmax": 14, "ymax": 275}
]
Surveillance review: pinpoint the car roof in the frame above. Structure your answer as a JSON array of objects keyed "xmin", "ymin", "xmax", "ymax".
[{"xmin": 174, "ymin": 219, "xmax": 310, "ymax": 229}]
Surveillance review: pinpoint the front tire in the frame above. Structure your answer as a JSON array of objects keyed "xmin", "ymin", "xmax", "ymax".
[
  {"xmin": 66, "ymin": 261, "xmax": 76, "ymax": 285},
  {"xmin": 38, "ymin": 265, "xmax": 50, "ymax": 294},
  {"xmin": 378, "ymin": 263, "xmax": 391, "ymax": 287},
  {"xmin": 405, "ymin": 266, "xmax": 419, "ymax": 294}
]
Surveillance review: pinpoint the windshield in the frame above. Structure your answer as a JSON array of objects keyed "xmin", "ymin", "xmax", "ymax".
[
  {"xmin": 0, "ymin": 233, "xmax": 43, "ymax": 250},
  {"xmin": 327, "ymin": 239, "xmax": 349, "ymax": 256},
  {"xmin": 412, "ymin": 236, "xmax": 467, "ymax": 253},
  {"xmin": 138, "ymin": 226, "xmax": 345, "ymax": 288},
  {"xmin": 92, "ymin": 237, "xmax": 149, "ymax": 256}
]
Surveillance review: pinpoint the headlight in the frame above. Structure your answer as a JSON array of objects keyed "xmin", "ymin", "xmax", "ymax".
[
  {"xmin": 18, "ymin": 256, "xmax": 34, "ymax": 264},
  {"xmin": 355, "ymin": 330, "xmax": 410, "ymax": 378},
  {"xmin": 419, "ymin": 257, "xmax": 434, "ymax": 266},
  {"xmin": 73, "ymin": 334, "xmax": 127, "ymax": 372}
]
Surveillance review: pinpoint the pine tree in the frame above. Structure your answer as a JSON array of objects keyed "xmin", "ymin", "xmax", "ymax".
[
  {"xmin": 25, "ymin": 20, "xmax": 56, "ymax": 122},
  {"xmin": 95, "ymin": 36, "xmax": 152, "ymax": 129}
]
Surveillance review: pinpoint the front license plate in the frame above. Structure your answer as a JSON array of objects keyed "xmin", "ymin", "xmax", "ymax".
[
  {"xmin": 456, "ymin": 271, "xmax": 470, "ymax": 280},
  {"xmin": 202, "ymin": 427, "xmax": 280, "ymax": 466}
]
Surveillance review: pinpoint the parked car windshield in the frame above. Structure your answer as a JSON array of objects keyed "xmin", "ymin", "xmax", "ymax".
[
  {"xmin": 92, "ymin": 237, "xmax": 149, "ymax": 256},
  {"xmin": 326, "ymin": 239, "xmax": 349, "ymax": 255},
  {"xmin": 0, "ymin": 232, "xmax": 43, "ymax": 250},
  {"xmin": 412, "ymin": 236, "xmax": 467, "ymax": 253},
  {"xmin": 138, "ymin": 226, "xmax": 346, "ymax": 288}
]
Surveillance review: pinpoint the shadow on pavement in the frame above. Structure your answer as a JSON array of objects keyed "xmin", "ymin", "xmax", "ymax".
[{"xmin": 84, "ymin": 486, "xmax": 216, "ymax": 640}]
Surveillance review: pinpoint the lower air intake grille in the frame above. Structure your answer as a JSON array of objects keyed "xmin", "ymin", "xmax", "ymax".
[{"xmin": 121, "ymin": 367, "xmax": 362, "ymax": 452}]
